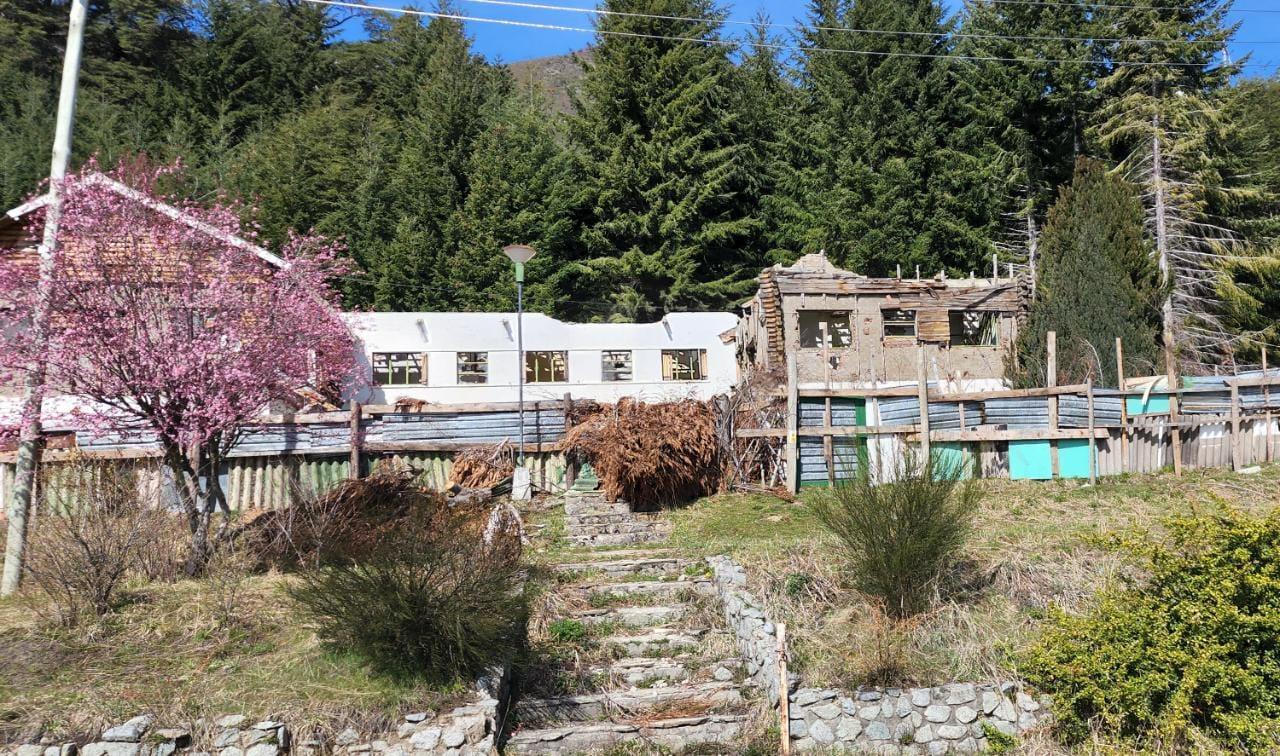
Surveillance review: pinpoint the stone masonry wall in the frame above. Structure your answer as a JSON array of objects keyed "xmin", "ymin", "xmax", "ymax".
[{"xmin": 707, "ymin": 556, "xmax": 1050, "ymax": 754}]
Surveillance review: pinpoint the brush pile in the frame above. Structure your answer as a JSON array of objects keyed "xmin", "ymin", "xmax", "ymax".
[
  {"xmin": 449, "ymin": 440, "xmax": 516, "ymax": 489},
  {"xmin": 562, "ymin": 398, "xmax": 721, "ymax": 508}
]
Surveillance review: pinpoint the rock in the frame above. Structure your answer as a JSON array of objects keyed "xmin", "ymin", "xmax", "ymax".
[
  {"xmin": 213, "ymin": 731, "xmax": 240, "ymax": 750},
  {"xmin": 980, "ymin": 692, "xmax": 1000, "ymax": 715},
  {"xmin": 44, "ymin": 746, "xmax": 60, "ymax": 756},
  {"xmin": 924, "ymin": 705, "xmax": 951, "ymax": 723},
  {"xmin": 937, "ymin": 725, "xmax": 967, "ymax": 740},
  {"xmin": 944, "ymin": 684, "xmax": 975, "ymax": 705},
  {"xmin": 913, "ymin": 725, "xmax": 935, "ymax": 743},
  {"xmin": 440, "ymin": 726, "xmax": 466, "ymax": 749},
  {"xmin": 154, "ymin": 744, "xmax": 177, "ymax": 756},
  {"xmin": 811, "ymin": 703, "xmax": 842, "ymax": 721},
  {"xmin": 955, "ymin": 738, "xmax": 979, "ymax": 753},
  {"xmin": 927, "ymin": 742, "xmax": 949, "ymax": 755},
  {"xmin": 1000, "ymin": 682, "xmax": 1019, "ymax": 696},
  {"xmin": 858, "ymin": 705, "xmax": 881, "ymax": 720},
  {"xmin": 880, "ymin": 698, "xmax": 897, "ymax": 718},
  {"xmin": 18, "ymin": 746, "xmax": 46, "ymax": 756},
  {"xmin": 993, "ymin": 698, "xmax": 1017, "ymax": 722},
  {"xmin": 857, "ymin": 690, "xmax": 883, "ymax": 702},
  {"xmin": 60, "ymin": 745, "xmax": 77, "ymax": 756},
  {"xmin": 955, "ymin": 706, "xmax": 978, "ymax": 724},
  {"xmin": 153, "ymin": 730, "xmax": 190, "ymax": 747},
  {"xmin": 403, "ymin": 712, "xmax": 432, "ymax": 725},
  {"xmin": 1016, "ymin": 692, "xmax": 1041, "ymax": 712},
  {"xmin": 344, "ymin": 744, "xmax": 371, "ymax": 753},
  {"xmin": 250, "ymin": 723, "xmax": 280, "ymax": 732},
  {"xmin": 865, "ymin": 721, "xmax": 891, "ymax": 741},
  {"xmin": 103, "ymin": 716, "xmax": 154, "ymax": 743},
  {"xmin": 370, "ymin": 741, "xmax": 389, "ymax": 752},
  {"xmin": 82, "ymin": 745, "xmax": 140, "ymax": 756},
  {"xmin": 395, "ymin": 724, "xmax": 416, "ymax": 740},
  {"xmin": 455, "ymin": 714, "xmax": 486, "ymax": 742},
  {"xmin": 896, "ymin": 696, "xmax": 913, "ymax": 718},
  {"xmin": 910, "ymin": 689, "xmax": 931, "ymax": 707},
  {"xmin": 793, "ymin": 689, "xmax": 823, "ymax": 707},
  {"xmin": 788, "ymin": 719, "xmax": 808, "ymax": 739},
  {"xmin": 835, "ymin": 717, "xmax": 862, "ymax": 741},
  {"xmin": 218, "ymin": 749, "xmax": 243, "ymax": 756},
  {"xmin": 1017, "ymin": 712, "xmax": 1039, "ymax": 731},
  {"xmin": 334, "ymin": 729, "xmax": 360, "ymax": 747},
  {"xmin": 244, "ymin": 745, "xmax": 277, "ymax": 756},
  {"xmin": 407, "ymin": 728, "xmax": 441, "ymax": 751},
  {"xmin": 989, "ymin": 720, "xmax": 1016, "ymax": 737},
  {"xmin": 240, "ymin": 730, "xmax": 268, "ymax": 748},
  {"xmin": 713, "ymin": 667, "xmax": 733, "ymax": 682},
  {"xmin": 216, "ymin": 717, "xmax": 246, "ymax": 730},
  {"xmin": 809, "ymin": 720, "xmax": 835, "ymax": 744}
]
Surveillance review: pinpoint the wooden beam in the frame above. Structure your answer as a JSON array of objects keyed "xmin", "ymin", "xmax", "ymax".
[
  {"xmin": 1231, "ymin": 384, "xmax": 1242, "ymax": 471},
  {"xmin": 1116, "ymin": 337, "xmax": 1129, "ymax": 473},
  {"xmin": 917, "ymin": 347, "xmax": 931, "ymax": 463},
  {"xmin": 1265, "ymin": 350, "xmax": 1273, "ymax": 463},
  {"xmin": 915, "ymin": 428, "xmax": 1112, "ymax": 442},
  {"xmin": 364, "ymin": 440, "xmax": 560, "ymax": 453},
  {"xmin": 792, "ymin": 383, "xmax": 1092, "ymax": 402},
  {"xmin": 349, "ymin": 401, "xmax": 363, "ymax": 479},
  {"xmin": 1087, "ymin": 379, "xmax": 1097, "ymax": 485}
]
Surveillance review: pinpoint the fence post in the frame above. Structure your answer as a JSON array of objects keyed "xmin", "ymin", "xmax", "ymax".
[
  {"xmin": 1087, "ymin": 379, "xmax": 1097, "ymax": 484},
  {"xmin": 785, "ymin": 358, "xmax": 799, "ymax": 494},
  {"xmin": 1116, "ymin": 337, "xmax": 1129, "ymax": 473},
  {"xmin": 916, "ymin": 347, "xmax": 931, "ymax": 464},
  {"xmin": 777, "ymin": 622, "xmax": 791, "ymax": 756},
  {"xmin": 1264, "ymin": 350, "xmax": 1272, "ymax": 463},
  {"xmin": 1047, "ymin": 331, "xmax": 1059, "ymax": 477},
  {"xmin": 1230, "ymin": 383, "xmax": 1242, "ymax": 471},
  {"xmin": 349, "ymin": 402, "xmax": 362, "ymax": 479}
]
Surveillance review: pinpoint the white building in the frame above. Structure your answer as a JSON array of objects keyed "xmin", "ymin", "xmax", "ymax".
[{"xmin": 342, "ymin": 312, "xmax": 739, "ymax": 406}]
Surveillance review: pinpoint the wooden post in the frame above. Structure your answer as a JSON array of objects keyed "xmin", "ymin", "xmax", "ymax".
[
  {"xmin": 1230, "ymin": 383, "xmax": 1242, "ymax": 471},
  {"xmin": 1165, "ymin": 343, "xmax": 1183, "ymax": 477},
  {"xmin": 1086, "ymin": 379, "xmax": 1097, "ymax": 484},
  {"xmin": 563, "ymin": 393, "xmax": 576, "ymax": 489},
  {"xmin": 777, "ymin": 622, "xmax": 791, "ymax": 756},
  {"xmin": 917, "ymin": 347, "xmax": 931, "ymax": 464},
  {"xmin": 1264, "ymin": 350, "xmax": 1272, "ymax": 463},
  {"xmin": 349, "ymin": 402, "xmax": 362, "ymax": 479},
  {"xmin": 785, "ymin": 358, "xmax": 799, "ymax": 493},
  {"xmin": 1116, "ymin": 337, "xmax": 1129, "ymax": 473},
  {"xmin": 1047, "ymin": 331, "xmax": 1059, "ymax": 477}
]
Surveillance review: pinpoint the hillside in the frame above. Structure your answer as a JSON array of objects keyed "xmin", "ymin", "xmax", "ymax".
[{"xmin": 508, "ymin": 49, "xmax": 591, "ymax": 116}]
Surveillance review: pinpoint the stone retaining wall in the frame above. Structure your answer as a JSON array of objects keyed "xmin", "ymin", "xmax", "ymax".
[{"xmin": 706, "ymin": 556, "xmax": 1051, "ymax": 754}]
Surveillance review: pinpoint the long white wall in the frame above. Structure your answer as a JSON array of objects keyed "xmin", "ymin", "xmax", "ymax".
[{"xmin": 341, "ymin": 311, "xmax": 739, "ymax": 405}]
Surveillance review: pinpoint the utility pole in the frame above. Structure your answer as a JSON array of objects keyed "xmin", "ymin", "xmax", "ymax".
[{"xmin": 1, "ymin": 0, "xmax": 88, "ymax": 596}]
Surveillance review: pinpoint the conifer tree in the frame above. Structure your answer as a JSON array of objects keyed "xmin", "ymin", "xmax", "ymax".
[
  {"xmin": 564, "ymin": 0, "xmax": 763, "ymax": 320},
  {"xmin": 1012, "ymin": 159, "xmax": 1162, "ymax": 387}
]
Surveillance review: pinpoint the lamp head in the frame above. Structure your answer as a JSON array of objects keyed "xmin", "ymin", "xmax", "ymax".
[{"xmin": 503, "ymin": 244, "xmax": 537, "ymax": 265}]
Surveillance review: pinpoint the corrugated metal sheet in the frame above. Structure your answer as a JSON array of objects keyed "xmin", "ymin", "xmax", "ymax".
[
  {"xmin": 798, "ymin": 398, "xmax": 860, "ymax": 428},
  {"xmin": 878, "ymin": 398, "xmax": 980, "ymax": 430},
  {"xmin": 798, "ymin": 437, "xmax": 861, "ymax": 485}
]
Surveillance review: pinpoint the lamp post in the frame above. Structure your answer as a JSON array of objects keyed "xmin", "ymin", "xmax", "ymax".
[{"xmin": 503, "ymin": 244, "xmax": 537, "ymax": 501}]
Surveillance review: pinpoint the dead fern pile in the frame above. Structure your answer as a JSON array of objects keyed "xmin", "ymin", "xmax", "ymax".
[
  {"xmin": 563, "ymin": 398, "xmax": 721, "ymax": 509},
  {"xmin": 448, "ymin": 441, "xmax": 516, "ymax": 489}
]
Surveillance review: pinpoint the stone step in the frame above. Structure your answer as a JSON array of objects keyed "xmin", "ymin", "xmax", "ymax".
[
  {"xmin": 568, "ymin": 531, "xmax": 668, "ymax": 548},
  {"xmin": 513, "ymin": 681, "xmax": 744, "ymax": 724},
  {"xmin": 577, "ymin": 578, "xmax": 714, "ymax": 602},
  {"xmin": 603, "ymin": 627, "xmax": 704, "ymax": 657},
  {"xmin": 504, "ymin": 714, "xmax": 748, "ymax": 754},
  {"xmin": 574, "ymin": 605, "xmax": 684, "ymax": 628},
  {"xmin": 567, "ymin": 520, "xmax": 664, "ymax": 536},
  {"xmin": 590, "ymin": 656, "xmax": 694, "ymax": 686},
  {"xmin": 565, "ymin": 512, "xmax": 644, "ymax": 526},
  {"xmin": 554, "ymin": 557, "xmax": 685, "ymax": 577},
  {"xmin": 564, "ymin": 496, "xmax": 632, "ymax": 517}
]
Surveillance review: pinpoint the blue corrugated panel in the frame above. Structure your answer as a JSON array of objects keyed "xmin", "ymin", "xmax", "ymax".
[
  {"xmin": 798, "ymin": 398, "xmax": 862, "ymax": 428},
  {"xmin": 878, "ymin": 398, "xmax": 981, "ymax": 429},
  {"xmin": 984, "ymin": 397, "xmax": 1049, "ymax": 428}
]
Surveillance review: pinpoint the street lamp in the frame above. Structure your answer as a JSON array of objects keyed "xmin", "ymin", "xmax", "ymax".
[{"xmin": 503, "ymin": 244, "xmax": 537, "ymax": 501}]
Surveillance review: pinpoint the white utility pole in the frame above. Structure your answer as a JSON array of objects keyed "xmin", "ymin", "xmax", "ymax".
[{"xmin": 2, "ymin": 0, "xmax": 89, "ymax": 595}]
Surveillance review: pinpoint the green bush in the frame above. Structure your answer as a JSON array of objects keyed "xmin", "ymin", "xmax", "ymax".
[
  {"xmin": 287, "ymin": 489, "xmax": 527, "ymax": 681},
  {"xmin": 807, "ymin": 446, "xmax": 979, "ymax": 619},
  {"xmin": 547, "ymin": 619, "xmax": 586, "ymax": 643},
  {"xmin": 1021, "ymin": 508, "xmax": 1280, "ymax": 751}
]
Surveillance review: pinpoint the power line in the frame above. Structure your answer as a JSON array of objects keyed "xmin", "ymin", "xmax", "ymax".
[
  {"xmin": 983, "ymin": 0, "xmax": 1280, "ymax": 13},
  {"xmin": 303, "ymin": 0, "xmax": 1274, "ymax": 68},
  {"xmin": 455, "ymin": 0, "xmax": 1280, "ymax": 46}
]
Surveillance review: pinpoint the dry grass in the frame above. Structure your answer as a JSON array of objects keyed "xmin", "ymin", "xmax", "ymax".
[
  {"xmin": 664, "ymin": 465, "xmax": 1280, "ymax": 690},
  {"xmin": 0, "ymin": 569, "xmax": 467, "ymax": 743}
]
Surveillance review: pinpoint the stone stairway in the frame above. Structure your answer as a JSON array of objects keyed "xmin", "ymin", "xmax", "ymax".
[
  {"xmin": 503, "ymin": 544, "xmax": 758, "ymax": 754},
  {"xmin": 564, "ymin": 491, "xmax": 670, "ymax": 547}
]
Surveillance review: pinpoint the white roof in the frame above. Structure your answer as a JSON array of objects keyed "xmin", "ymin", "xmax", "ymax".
[
  {"xmin": 5, "ymin": 173, "xmax": 286, "ymax": 269},
  {"xmin": 341, "ymin": 311, "xmax": 739, "ymax": 351}
]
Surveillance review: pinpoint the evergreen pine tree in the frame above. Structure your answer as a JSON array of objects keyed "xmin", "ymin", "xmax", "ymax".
[
  {"xmin": 1012, "ymin": 159, "xmax": 1162, "ymax": 387},
  {"xmin": 564, "ymin": 0, "xmax": 763, "ymax": 321}
]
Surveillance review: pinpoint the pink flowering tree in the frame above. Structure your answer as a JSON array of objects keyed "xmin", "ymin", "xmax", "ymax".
[{"xmin": 0, "ymin": 158, "xmax": 359, "ymax": 572}]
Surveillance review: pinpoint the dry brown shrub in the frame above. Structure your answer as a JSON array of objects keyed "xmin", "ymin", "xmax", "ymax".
[
  {"xmin": 448, "ymin": 441, "xmax": 515, "ymax": 489},
  {"xmin": 563, "ymin": 398, "xmax": 721, "ymax": 508}
]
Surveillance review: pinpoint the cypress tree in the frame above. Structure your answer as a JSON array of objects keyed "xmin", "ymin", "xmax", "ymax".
[
  {"xmin": 1012, "ymin": 159, "xmax": 1162, "ymax": 387},
  {"xmin": 564, "ymin": 0, "xmax": 763, "ymax": 321}
]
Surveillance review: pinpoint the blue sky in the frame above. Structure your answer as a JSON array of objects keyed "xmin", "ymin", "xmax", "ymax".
[{"xmin": 351, "ymin": 0, "xmax": 1280, "ymax": 78}]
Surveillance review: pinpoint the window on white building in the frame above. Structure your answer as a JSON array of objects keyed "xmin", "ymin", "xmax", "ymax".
[
  {"xmin": 662, "ymin": 349, "xmax": 707, "ymax": 381},
  {"xmin": 799, "ymin": 311, "xmax": 853, "ymax": 348},
  {"xmin": 457, "ymin": 352, "xmax": 488, "ymax": 383},
  {"xmin": 526, "ymin": 351, "xmax": 568, "ymax": 383},
  {"xmin": 601, "ymin": 350, "xmax": 633, "ymax": 382},
  {"xmin": 882, "ymin": 309, "xmax": 917, "ymax": 339},
  {"xmin": 372, "ymin": 352, "xmax": 426, "ymax": 386}
]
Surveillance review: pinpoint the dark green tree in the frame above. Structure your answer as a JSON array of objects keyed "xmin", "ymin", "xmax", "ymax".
[
  {"xmin": 1011, "ymin": 159, "xmax": 1162, "ymax": 387},
  {"xmin": 562, "ymin": 0, "xmax": 764, "ymax": 321}
]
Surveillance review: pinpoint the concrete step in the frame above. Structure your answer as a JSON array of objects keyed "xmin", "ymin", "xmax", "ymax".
[
  {"xmin": 568, "ymin": 531, "xmax": 669, "ymax": 548},
  {"xmin": 564, "ymin": 496, "xmax": 631, "ymax": 517},
  {"xmin": 576, "ymin": 579, "xmax": 714, "ymax": 602},
  {"xmin": 554, "ymin": 556, "xmax": 685, "ymax": 577},
  {"xmin": 513, "ymin": 681, "xmax": 744, "ymax": 724},
  {"xmin": 504, "ymin": 713, "xmax": 748, "ymax": 754},
  {"xmin": 574, "ymin": 605, "xmax": 684, "ymax": 628},
  {"xmin": 591, "ymin": 656, "xmax": 693, "ymax": 686},
  {"xmin": 567, "ymin": 519, "xmax": 665, "ymax": 534},
  {"xmin": 565, "ymin": 512, "xmax": 645, "ymax": 526},
  {"xmin": 603, "ymin": 627, "xmax": 704, "ymax": 657}
]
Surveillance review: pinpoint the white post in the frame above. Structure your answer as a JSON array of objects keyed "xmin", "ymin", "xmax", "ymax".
[
  {"xmin": 512, "ymin": 259, "xmax": 531, "ymax": 501},
  {"xmin": 2, "ymin": 0, "xmax": 88, "ymax": 596}
]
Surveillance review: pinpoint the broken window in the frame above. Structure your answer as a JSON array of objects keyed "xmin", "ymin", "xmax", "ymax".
[
  {"xmin": 882, "ymin": 309, "xmax": 917, "ymax": 339},
  {"xmin": 457, "ymin": 351, "xmax": 488, "ymax": 384},
  {"xmin": 949, "ymin": 311, "xmax": 998, "ymax": 346},
  {"xmin": 799, "ymin": 311, "xmax": 853, "ymax": 348},
  {"xmin": 372, "ymin": 352, "xmax": 426, "ymax": 386},
  {"xmin": 662, "ymin": 349, "xmax": 708, "ymax": 381},
  {"xmin": 601, "ymin": 350, "xmax": 633, "ymax": 382},
  {"xmin": 526, "ymin": 350, "xmax": 568, "ymax": 383}
]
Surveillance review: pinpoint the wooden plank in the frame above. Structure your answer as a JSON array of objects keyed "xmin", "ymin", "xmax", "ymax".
[
  {"xmin": 917, "ymin": 347, "xmax": 931, "ymax": 463},
  {"xmin": 917, "ymin": 428, "xmax": 1112, "ymax": 442},
  {"xmin": 1116, "ymin": 337, "xmax": 1129, "ymax": 473},
  {"xmin": 1087, "ymin": 379, "xmax": 1097, "ymax": 485},
  {"xmin": 793, "ymin": 383, "xmax": 1092, "ymax": 401},
  {"xmin": 365, "ymin": 440, "xmax": 560, "ymax": 453},
  {"xmin": 785, "ymin": 357, "xmax": 799, "ymax": 494},
  {"xmin": 1266, "ymin": 351, "xmax": 1273, "ymax": 463},
  {"xmin": 1231, "ymin": 384, "xmax": 1242, "ymax": 471},
  {"xmin": 349, "ymin": 401, "xmax": 363, "ymax": 479},
  {"xmin": 1047, "ymin": 331, "xmax": 1059, "ymax": 478}
]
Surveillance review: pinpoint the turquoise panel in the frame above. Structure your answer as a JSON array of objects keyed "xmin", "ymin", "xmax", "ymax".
[
  {"xmin": 1126, "ymin": 394, "xmax": 1170, "ymax": 415},
  {"xmin": 1009, "ymin": 440, "xmax": 1052, "ymax": 480},
  {"xmin": 933, "ymin": 442, "xmax": 972, "ymax": 480},
  {"xmin": 1058, "ymin": 439, "xmax": 1092, "ymax": 479}
]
